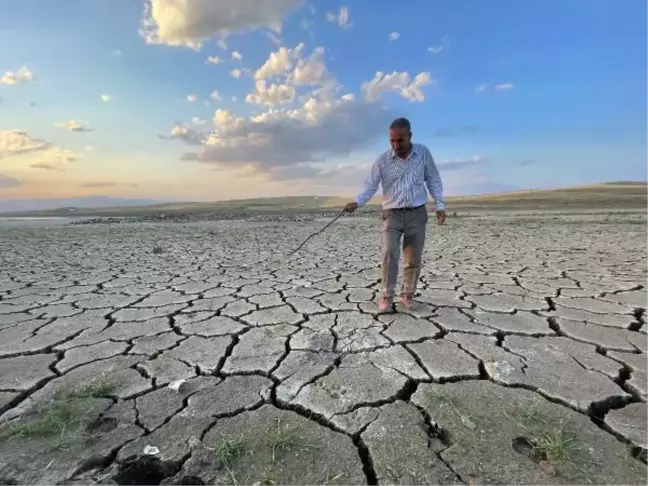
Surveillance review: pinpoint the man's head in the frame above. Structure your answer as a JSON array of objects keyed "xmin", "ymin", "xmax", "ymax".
[{"xmin": 389, "ymin": 117, "xmax": 412, "ymax": 158}]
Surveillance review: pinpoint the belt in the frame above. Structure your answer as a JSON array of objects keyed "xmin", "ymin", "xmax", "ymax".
[{"xmin": 388, "ymin": 204, "xmax": 425, "ymax": 211}]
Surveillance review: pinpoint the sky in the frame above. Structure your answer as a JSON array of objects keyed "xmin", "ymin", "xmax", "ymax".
[{"xmin": 0, "ymin": 0, "xmax": 646, "ymax": 203}]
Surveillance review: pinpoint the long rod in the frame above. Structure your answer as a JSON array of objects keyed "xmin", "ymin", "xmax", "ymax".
[{"xmin": 283, "ymin": 209, "xmax": 346, "ymax": 258}]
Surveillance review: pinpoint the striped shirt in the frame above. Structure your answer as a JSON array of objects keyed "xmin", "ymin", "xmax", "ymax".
[{"xmin": 354, "ymin": 143, "xmax": 445, "ymax": 210}]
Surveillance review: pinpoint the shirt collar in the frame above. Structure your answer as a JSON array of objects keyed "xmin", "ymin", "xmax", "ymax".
[{"xmin": 391, "ymin": 143, "xmax": 418, "ymax": 160}]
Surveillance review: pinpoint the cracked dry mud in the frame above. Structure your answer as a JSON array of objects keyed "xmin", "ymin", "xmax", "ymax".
[{"xmin": 0, "ymin": 211, "xmax": 646, "ymax": 485}]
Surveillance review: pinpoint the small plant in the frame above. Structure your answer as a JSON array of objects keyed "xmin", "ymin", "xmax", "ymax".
[
  {"xmin": 7, "ymin": 399, "xmax": 82, "ymax": 439},
  {"xmin": 426, "ymin": 389, "xmax": 476, "ymax": 429},
  {"xmin": 506, "ymin": 402, "xmax": 581, "ymax": 465},
  {"xmin": 213, "ymin": 437, "xmax": 246, "ymax": 469},
  {"xmin": 514, "ymin": 401, "xmax": 547, "ymax": 429},
  {"xmin": 264, "ymin": 418, "xmax": 310, "ymax": 463},
  {"xmin": 70, "ymin": 378, "xmax": 117, "ymax": 399},
  {"xmin": 152, "ymin": 244, "xmax": 164, "ymax": 254},
  {"xmin": 426, "ymin": 389, "xmax": 458, "ymax": 407},
  {"xmin": 3, "ymin": 379, "xmax": 115, "ymax": 440},
  {"xmin": 262, "ymin": 468, "xmax": 276, "ymax": 485},
  {"xmin": 529, "ymin": 421, "xmax": 579, "ymax": 463}
]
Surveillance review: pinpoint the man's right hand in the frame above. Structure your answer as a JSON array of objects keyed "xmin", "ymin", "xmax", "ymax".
[{"xmin": 343, "ymin": 201, "xmax": 358, "ymax": 213}]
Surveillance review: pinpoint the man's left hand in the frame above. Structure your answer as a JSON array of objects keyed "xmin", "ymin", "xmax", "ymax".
[{"xmin": 436, "ymin": 210, "xmax": 446, "ymax": 225}]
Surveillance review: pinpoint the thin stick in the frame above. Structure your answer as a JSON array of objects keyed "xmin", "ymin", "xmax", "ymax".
[
  {"xmin": 283, "ymin": 210, "xmax": 346, "ymax": 258},
  {"xmin": 241, "ymin": 210, "xmax": 347, "ymax": 274}
]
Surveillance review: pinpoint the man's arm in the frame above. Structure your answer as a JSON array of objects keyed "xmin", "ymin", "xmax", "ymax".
[
  {"xmin": 354, "ymin": 159, "xmax": 381, "ymax": 207},
  {"xmin": 423, "ymin": 147, "xmax": 445, "ymax": 211}
]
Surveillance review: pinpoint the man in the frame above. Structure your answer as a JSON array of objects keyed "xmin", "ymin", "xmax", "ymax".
[{"xmin": 343, "ymin": 117, "xmax": 446, "ymax": 313}]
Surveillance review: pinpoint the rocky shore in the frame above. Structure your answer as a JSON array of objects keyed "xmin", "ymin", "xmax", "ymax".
[{"xmin": 69, "ymin": 210, "xmax": 369, "ymax": 225}]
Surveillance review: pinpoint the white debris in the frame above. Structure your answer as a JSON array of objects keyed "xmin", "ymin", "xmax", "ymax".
[
  {"xmin": 143, "ymin": 445, "xmax": 160, "ymax": 455},
  {"xmin": 168, "ymin": 379, "xmax": 188, "ymax": 392}
]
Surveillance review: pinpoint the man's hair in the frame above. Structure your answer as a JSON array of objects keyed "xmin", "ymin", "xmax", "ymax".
[{"xmin": 389, "ymin": 117, "xmax": 411, "ymax": 133}]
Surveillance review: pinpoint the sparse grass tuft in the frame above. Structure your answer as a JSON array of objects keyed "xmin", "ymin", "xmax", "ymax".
[
  {"xmin": 213, "ymin": 437, "xmax": 246, "ymax": 468},
  {"xmin": 209, "ymin": 418, "xmax": 319, "ymax": 484},
  {"xmin": 506, "ymin": 401, "xmax": 581, "ymax": 465},
  {"xmin": 426, "ymin": 389, "xmax": 477, "ymax": 429},
  {"xmin": 263, "ymin": 418, "xmax": 314, "ymax": 463},
  {"xmin": 262, "ymin": 468, "xmax": 277, "ymax": 485},
  {"xmin": 152, "ymin": 244, "xmax": 164, "ymax": 254},
  {"xmin": 531, "ymin": 423, "xmax": 579, "ymax": 462},
  {"xmin": 7, "ymin": 399, "xmax": 82, "ymax": 439},
  {"xmin": 69, "ymin": 378, "xmax": 117, "ymax": 399},
  {"xmin": 3, "ymin": 379, "xmax": 116, "ymax": 440},
  {"xmin": 426, "ymin": 389, "xmax": 458, "ymax": 406},
  {"xmin": 265, "ymin": 418, "xmax": 302, "ymax": 462},
  {"xmin": 514, "ymin": 400, "xmax": 547, "ymax": 429}
]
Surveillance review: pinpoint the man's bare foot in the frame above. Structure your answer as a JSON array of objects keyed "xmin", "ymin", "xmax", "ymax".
[
  {"xmin": 378, "ymin": 296, "xmax": 393, "ymax": 313},
  {"xmin": 400, "ymin": 294, "xmax": 413, "ymax": 310}
]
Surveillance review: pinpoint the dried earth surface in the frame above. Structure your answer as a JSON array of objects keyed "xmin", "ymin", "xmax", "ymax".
[{"xmin": 0, "ymin": 210, "xmax": 646, "ymax": 485}]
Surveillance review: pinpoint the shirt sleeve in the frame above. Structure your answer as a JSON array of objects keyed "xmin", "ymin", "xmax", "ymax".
[
  {"xmin": 354, "ymin": 157, "xmax": 382, "ymax": 207},
  {"xmin": 423, "ymin": 147, "xmax": 445, "ymax": 210}
]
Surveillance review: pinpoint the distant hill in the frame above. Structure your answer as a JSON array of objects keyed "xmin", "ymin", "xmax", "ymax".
[
  {"xmin": 0, "ymin": 182, "xmax": 645, "ymax": 217},
  {"xmin": 601, "ymin": 181, "xmax": 647, "ymax": 186},
  {"xmin": 0, "ymin": 196, "xmax": 171, "ymax": 213}
]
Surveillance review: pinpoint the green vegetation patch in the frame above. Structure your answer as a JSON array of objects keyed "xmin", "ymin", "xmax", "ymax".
[{"xmin": 2, "ymin": 378, "xmax": 116, "ymax": 441}]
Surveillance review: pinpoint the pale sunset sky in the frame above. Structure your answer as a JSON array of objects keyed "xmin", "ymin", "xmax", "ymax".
[{"xmin": 0, "ymin": 0, "xmax": 646, "ymax": 203}]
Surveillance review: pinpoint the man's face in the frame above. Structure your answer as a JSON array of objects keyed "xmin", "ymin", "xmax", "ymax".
[{"xmin": 389, "ymin": 128, "xmax": 411, "ymax": 157}]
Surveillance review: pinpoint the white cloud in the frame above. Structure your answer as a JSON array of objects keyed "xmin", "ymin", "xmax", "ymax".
[
  {"xmin": 161, "ymin": 42, "xmax": 437, "ymax": 181},
  {"xmin": 254, "ymin": 44, "xmax": 305, "ymax": 80},
  {"xmin": 475, "ymin": 83, "xmax": 514, "ymax": 93},
  {"xmin": 210, "ymin": 90, "xmax": 222, "ymax": 101},
  {"xmin": 427, "ymin": 36, "xmax": 450, "ymax": 54},
  {"xmin": 245, "ymin": 44, "xmax": 335, "ymax": 108},
  {"xmin": 290, "ymin": 47, "xmax": 330, "ymax": 86},
  {"xmin": 326, "ymin": 6, "xmax": 351, "ymax": 28},
  {"xmin": 40, "ymin": 146, "xmax": 78, "ymax": 163},
  {"xmin": 361, "ymin": 71, "xmax": 434, "ymax": 103},
  {"xmin": 388, "ymin": 32, "xmax": 400, "ymax": 41},
  {"xmin": 245, "ymin": 80, "xmax": 296, "ymax": 106},
  {"xmin": 0, "ymin": 130, "xmax": 50, "ymax": 158},
  {"xmin": 177, "ymin": 96, "xmax": 391, "ymax": 171},
  {"xmin": 187, "ymin": 94, "xmax": 198, "ymax": 102},
  {"xmin": 101, "ymin": 94, "xmax": 112, "ymax": 102},
  {"xmin": 206, "ymin": 56, "xmax": 222, "ymax": 65},
  {"xmin": 158, "ymin": 122, "xmax": 206, "ymax": 146},
  {"xmin": 217, "ymin": 39, "xmax": 228, "ymax": 50},
  {"xmin": 139, "ymin": 0, "xmax": 301, "ymax": 49},
  {"xmin": 231, "ymin": 69, "xmax": 242, "ymax": 79},
  {"xmin": 111, "ymin": 49, "xmax": 122, "ymax": 57},
  {"xmin": 55, "ymin": 120, "xmax": 92, "ymax": 132},
  {"xmin": 266, "ymin": 31, "xmax": 282, "ymax": 45},
  {"xmin": 0, "ymin": 130, "xmax": 79, "ymax": 167},
  {"xmin": 231, "ymin": 50, "xmax": 243, "ymax": 60},
  {"xmin": 0, "ymin": 67, "xmax": 34, "ymax": 86}
]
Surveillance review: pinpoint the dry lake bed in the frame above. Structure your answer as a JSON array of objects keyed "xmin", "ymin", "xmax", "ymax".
[{"xmin": 0, "ymin": 210, "xmax": 646, "ymax": 485}]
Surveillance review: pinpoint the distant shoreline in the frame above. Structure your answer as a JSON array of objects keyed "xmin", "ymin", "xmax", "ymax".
[{"xmin": 1, "ymin": 181, "xmax": 645, "ymax": 218}]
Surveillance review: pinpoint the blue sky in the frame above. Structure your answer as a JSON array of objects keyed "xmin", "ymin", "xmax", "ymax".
[{"xmin": 0, "ymin": 0, "xmax": 646, "ymax": 201}]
